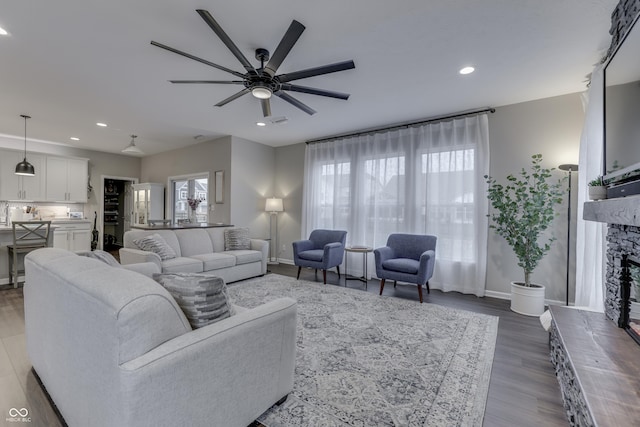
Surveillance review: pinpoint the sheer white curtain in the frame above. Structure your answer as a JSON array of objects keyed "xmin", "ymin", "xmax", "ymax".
[
  {"xmin": 302, "ymin": 114, "xmax": 490, "ymax": 296},
  {"xmin": 576, "ymin": 65, "xmax": 606, "ymax": 311}
]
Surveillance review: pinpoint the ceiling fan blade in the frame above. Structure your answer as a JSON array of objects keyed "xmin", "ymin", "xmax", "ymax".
[
  {"xmin": 169, "ymin": 80, "xmax": 245, "ymax": 84},
  {"xmin": 275, "ymin": 91, "xmax": 316, "ymax": 115},
  {"xmin": 264, "ymin": 20, "xmax": 305, "ymax": 77},
  {"xmin": 261, "ymin": 99, "xmax": 272, "ymax": 117},
  {"xmin": 277, "ymin": 60, "xmax": 355, "ymax": 83},
  {"xmin": 196, "ymin": 9, "xmax": 257, "ymax": 75},
  {"xmin": 215, "ymin": 88, "xmax": 251, "ymax": 107},
  {"xmin": 151, "ymin": 41, "xmax": 246, "ymax": 79},
  {"xmin": 280, "ymin": 84, "xmax": 350, "ymax": 100}
]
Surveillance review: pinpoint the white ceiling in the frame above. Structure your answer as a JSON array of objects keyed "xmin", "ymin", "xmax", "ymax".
[{"xmin": 0, "ymin": 0, "xmax": 617, "ymax": 156}]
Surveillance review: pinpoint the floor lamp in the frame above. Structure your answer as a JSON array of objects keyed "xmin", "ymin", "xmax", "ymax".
[
  {"xmin": 559, "ymin": 164, "xmax": 578, "ymax": 306},
  {"xmin": 265, "ymin": 197, "xmax": 284, "ymax": 264}
]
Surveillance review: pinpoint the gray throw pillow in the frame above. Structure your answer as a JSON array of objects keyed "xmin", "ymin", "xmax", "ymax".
[
  {"xmin": 153, "ymin": 273, "xmax": 236, "ymax": 329},
  {"xmin": 77, "ymin": 250, "xmax": 121, "ymax": 267},
  {"xmin": 133, "ymin": 233, "xmax": 177, "ymax": 260},
  {"xmin": 224, "ymin": 227, "xmax": 250, "ymax": 251}
]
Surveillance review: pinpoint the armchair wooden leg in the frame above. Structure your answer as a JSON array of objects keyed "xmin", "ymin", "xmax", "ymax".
[
  {"xmin": 323, "ymin": 270, "xmax": 327, "ymax": 284},
  {"xmin": 426, "ymin": 281, "xmax": 430, "ymax": 294},
  {"xmin": 393, "ymin": 280, "xmax": 397, "ymax": 288},
  {"xmin": 379, "ymin": 279, "xmax": 386, "ymax": 295},
  {"xmin": 417, "ymin": 284, "xmax": 423, "ymax": 303},
  {"xmin": 336, "ymin": 265, "xmax": 341, "ymax": 278},
  {"xmin": 296, "ymin": 266, "xmax": 302, "ymax": 280}
]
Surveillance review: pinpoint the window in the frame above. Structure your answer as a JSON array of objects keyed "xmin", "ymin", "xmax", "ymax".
[{"xmin": 170, "ymin": 174, "xmax": 209, "ymax": 223}]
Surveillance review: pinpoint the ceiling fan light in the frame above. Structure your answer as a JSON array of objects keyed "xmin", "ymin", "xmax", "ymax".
[{"xmin": 251, "ymin": 86, "xmax": 272, "ymax": 99}]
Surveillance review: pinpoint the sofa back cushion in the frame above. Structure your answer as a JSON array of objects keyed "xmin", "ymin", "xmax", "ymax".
[
  {"xmin": 124, "ymin": 230, "xmax": 182, "ymax": 257},
  {"xmin": 24, "ymin": 248, "xmax": 191, "ymax": 365},
  {"xmin": 174, "ymin": 229, "xmax": 214, "ymax": 257},
  {"xmin": 206, "ymin": 227, "xmax": 228, "ymax": 252}
]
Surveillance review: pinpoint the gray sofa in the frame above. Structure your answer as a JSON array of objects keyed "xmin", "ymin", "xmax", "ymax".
[
  {"xmin": 24, "ymin": 248, "xmax": 297, "ymax": 427},
  {"xmin": 119, "ymin": 227, "xmax": 268, "ymax": 284}
]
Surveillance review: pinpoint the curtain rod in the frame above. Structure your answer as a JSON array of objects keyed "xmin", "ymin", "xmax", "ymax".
[{"xmin": 305, "ymin": 107, "xmax": 495, "ymax": 145}]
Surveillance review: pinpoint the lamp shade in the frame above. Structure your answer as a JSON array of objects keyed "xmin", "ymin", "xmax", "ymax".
[
  {"xmin": 15, "ymin": 158, "xmax": 35, "ymax": 176},
  {"xmin": 265, "ymin": 197, "xmax": 283, "ymax": 213}
]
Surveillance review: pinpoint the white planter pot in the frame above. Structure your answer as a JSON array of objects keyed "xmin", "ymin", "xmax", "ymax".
[
  {"xmin": 588, "ymin": 185, "xmax": 607, "ymax": 201},
  {"xmin": 510, "ymin": 281, "xmax": 546, "ymax": 316}
]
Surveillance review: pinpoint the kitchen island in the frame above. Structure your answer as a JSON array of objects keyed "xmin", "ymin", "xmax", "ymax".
[{"xmin": 131, "ymin": 223, "xmax": 233, "ymax": 230}]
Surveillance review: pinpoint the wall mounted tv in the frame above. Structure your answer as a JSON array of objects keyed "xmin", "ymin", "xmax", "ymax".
[{"xmin": 604, "ymin": 12, "xmax": 640, "ymax": 198}]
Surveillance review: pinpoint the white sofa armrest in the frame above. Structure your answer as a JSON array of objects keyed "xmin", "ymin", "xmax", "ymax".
[
  {"xmin": 250, "ymin": 238, "xmax": 269, "ymax": 274},
  {"xmin": 119, "ymin": 247, "xmax": 162, "ymax": 269},
  {"xmin": 121, "ymin": 262, "xmax": 161, "ymax": 277},
  {"xmin": 119, "ymin": 297, "xmax": 297, "ymax": 426}
]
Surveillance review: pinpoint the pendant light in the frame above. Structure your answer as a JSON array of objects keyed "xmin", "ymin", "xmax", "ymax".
[
  {"xmin": 122, "ymin": 134, "xmax": 144, "ymax": 154},
  {"xmin": 15, "ymin": 114, "xmax": 35, "ymax": 176}
]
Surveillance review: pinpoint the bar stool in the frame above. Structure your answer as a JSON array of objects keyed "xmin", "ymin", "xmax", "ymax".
[{"xmin": 7, "ymin": 221, "xmax": 51, "ymax": 288}]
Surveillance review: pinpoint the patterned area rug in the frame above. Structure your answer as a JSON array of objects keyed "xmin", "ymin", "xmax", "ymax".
[{"xmin": 227, "ymin": 274, "xmax": 498, "ymax": 427}]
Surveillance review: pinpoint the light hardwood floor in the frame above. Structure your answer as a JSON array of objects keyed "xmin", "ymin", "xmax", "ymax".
[{"xmin": 0, "ymin": 265, "xmax": 569, "ymax": 427}]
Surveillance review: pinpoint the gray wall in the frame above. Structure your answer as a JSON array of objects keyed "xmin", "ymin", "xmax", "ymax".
[
  {"xmin": 230, "ymin": 136, "xmax": 276, "ymax": 239},
  {"xmin": 140, "ymin": 136, "xmax": 232, "ymax": 224},
  {"xmin": 273, "ymin": 92, "xmax": 585, "ymax": 302}
]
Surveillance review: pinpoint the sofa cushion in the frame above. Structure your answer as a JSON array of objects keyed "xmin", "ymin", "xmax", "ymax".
[
  {"xmin": 174, "ymin": 229, "xmax": 214, "ymax": 257},
  {"xmin": 153, "ymin": 273, "xmax": 236, "ymax": 329},
  {"xmin": 133, "ymin": 234, "xmax": 177, "ymax": 260},
  {"xmin": 382, "ymin": 258, "xmax": 420, "ymax": 274},
  {"xmin": 190, "ymin": 253, "xmax": 236, "ymax": 270},
  {"xmin": 224, "ymin": 227, "xmax": 250, "ymax": 251},
  {"xmin": 225, "ymin": 250, "xmax": 262, "ymax": 265},
  {"xmin": 298, "ymin": 249, "xmax": 324, "ymax": 262},
  {"xmin": 161, "ymin": 257, "xmax": 203, "ymax": 273}
]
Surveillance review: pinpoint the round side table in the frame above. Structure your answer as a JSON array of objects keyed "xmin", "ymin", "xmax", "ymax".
[{"xmin": 344, "ymin": 246, "xmax": 373, "ymax": 288}]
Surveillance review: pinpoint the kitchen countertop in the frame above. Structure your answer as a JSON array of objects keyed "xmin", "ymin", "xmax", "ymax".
[{"xmin": 0, "ymin": 219, "xmax": 91, "ymax": 231}]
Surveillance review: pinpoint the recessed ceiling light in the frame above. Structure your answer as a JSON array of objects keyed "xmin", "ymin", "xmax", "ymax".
[
  {"xmin": 0, "ymin": 27, "xmax": 8, "ymax": 36},
  {"xmin": 70, "ymin": 137, "xmax": 80, "ymax": 141},
  {"xmin": 459, "ymin": 66, "xmax": 475, "ymax": 75},
  {"xmin": 96, "ymin": 122, "xmax": 107, "ymax": 127},
  {"xmin": 256, "ymin": 122, "xmax": 266, "ymax": 127}
]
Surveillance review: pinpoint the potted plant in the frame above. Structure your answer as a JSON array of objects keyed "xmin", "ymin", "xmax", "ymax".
[
  {"xmin": 588, "ymin": 176, "xmax": 607, "ymax": 200},
  {"xmin": 485, "ymin": 154, "xmax": 566, "ymax": 316}
]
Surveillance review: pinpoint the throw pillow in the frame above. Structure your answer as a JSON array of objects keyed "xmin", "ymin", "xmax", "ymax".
[
  {"xmin": 77, "ymin": 250, "xmax": 121, "ymax": 267},
  {"xmin": 133, "ymin": 233, "xmax": 177, "ymax": 260},
  {"xmin": 153, "ymin": 273, "xmax": 236, "ymax": 329},
  {"xmin": 224, "ymin": 227, "xmax": 250, "ymax": 251}
]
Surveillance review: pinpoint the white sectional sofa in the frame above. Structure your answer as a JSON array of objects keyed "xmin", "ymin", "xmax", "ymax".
[
  {"xmin": 24, "ymin": 248, "xmax": 297, "ymax": 427},
  {"xmin": 119, "ymin": 227, "xmax": 268, "ymax": 284}
]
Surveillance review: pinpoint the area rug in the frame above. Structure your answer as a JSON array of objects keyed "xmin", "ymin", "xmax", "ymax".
[{"xmin": 227, "ymin": 274, "xmax": 499, "ymax": 427}]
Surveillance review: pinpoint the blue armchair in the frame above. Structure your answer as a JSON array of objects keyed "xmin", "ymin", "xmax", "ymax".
[
  {"xmin": 374, "ymin": 233, "xmax": 437, "ymax": 303},
  {"xmin": 292, "ymin": 229, "xmax": 347, "ymax": 284}
]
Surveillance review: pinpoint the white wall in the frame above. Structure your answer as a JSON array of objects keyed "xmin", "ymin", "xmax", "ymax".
[{"xmin": 274, "ymin": 92, "xmax": 586, "ymax": 302}]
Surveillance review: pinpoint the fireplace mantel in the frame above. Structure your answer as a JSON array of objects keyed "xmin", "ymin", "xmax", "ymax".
[{"xmin": 583, "ymin": 195, "xmax": 640, "ymax": 226}]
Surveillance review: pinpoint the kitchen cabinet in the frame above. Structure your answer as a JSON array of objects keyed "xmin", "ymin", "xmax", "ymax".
[
  {"xmin": 46, "ymin": 156, "xmax": 89, "ymax": 202},
  {"xmin": 0, "ymin": 149, "xmax": 46, "ymax": 201},
  {"xmin": 53, "ymin": 222, "xmax": 91, "ymax": 252},
  {"xmin": 132, "ymin": 183, "xmax": 164, "ymax": 226}
]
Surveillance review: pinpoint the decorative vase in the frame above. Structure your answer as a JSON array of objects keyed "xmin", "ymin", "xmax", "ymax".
[
  {"xmin": 588, "ymin": 185, "xmax": 607, "ymax": 201},
  {"xmin": 510, "ymin": 281, "xmax": 546, "ymax": 316},
  {"xmin": 190, "ymin": 208, "xmax": 197, "ymax": 224}
]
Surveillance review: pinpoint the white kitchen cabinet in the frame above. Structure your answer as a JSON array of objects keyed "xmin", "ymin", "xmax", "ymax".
[
  {"xmin": 46, "ymin": 156, "xmax": 89, "ymax": 202},
  {"xmin": 53, "ymin": 222, "xmax": 91, "ymax": 252},
  {"xmin": 132, "ymin": 183, "xmax": 164, "ymax": 226},
  {"xmin": 0, "ymin": 149, "xmax": 46, "ymax": 201}
]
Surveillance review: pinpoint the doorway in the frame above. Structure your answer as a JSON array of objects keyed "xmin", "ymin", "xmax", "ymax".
[{"xmin": 101, "ymin": 176, "xmax": 137, "ymax": 253}]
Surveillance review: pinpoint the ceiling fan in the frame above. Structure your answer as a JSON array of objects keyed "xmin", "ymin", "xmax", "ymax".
[{"xmin": 151, "ymin": 9, "xmax": 355, "ymax": 117}]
